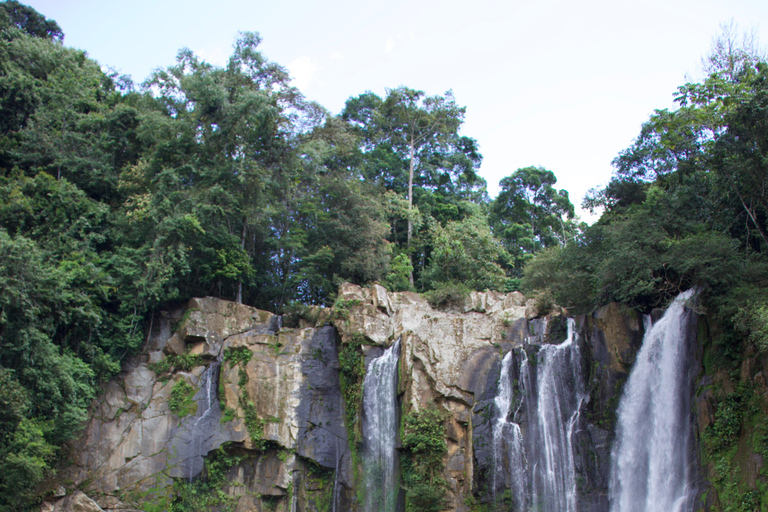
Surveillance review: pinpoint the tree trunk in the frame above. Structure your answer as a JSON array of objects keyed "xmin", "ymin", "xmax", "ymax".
[
  {"xmin": 738, "ymin": 191, "xmax": 768, "ymax": 250},
  {"xmin": 236, "ymin": 220, "xmax": 246, "ymax": 303},
  {"xmin": 408, "ymin": 135, "xmax": 415, "ymax": 286},
  {"xmin": 408, "ymin": 136, "xmax": 414, "ymax": 245}
]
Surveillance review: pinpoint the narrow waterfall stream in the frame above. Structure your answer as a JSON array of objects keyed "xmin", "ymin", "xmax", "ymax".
[
  {"xmin": 492, "ymin": 350, "xmax": 527, "ymax": 511},
  {"xmin": 361, "ymin": 339, "xmax": 401, "ymax": 512},
  {"xmin": 493, "ymin": 319, "xmax": 585, "ymax": 512},
  {"xmin": 175, "ymin": 357, "xmax": 224, "ymax": 481},
  {"xmin": 332, "ymin": 435, "xmax": 340, "ymax": 512},
  {"xmin": 609, "ymin": 290, "xmax": 697, "ymax": 512}
]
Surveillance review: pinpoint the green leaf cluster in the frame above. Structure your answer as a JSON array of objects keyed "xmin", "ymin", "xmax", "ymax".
[
  {"xmin": 401, "ymin": 407, "xmax": 448, "ymax": 512},
  {"xmin": 338, "ymin": 333, "xmax": 367, "ymax": 462},
  {"xmin": 149, "ymin": 353, "xmax": 205, "ymax": 378},
  {"xmin": 167, "ymin": 445, "xmax": 245, "ymax": 512},
  {"xmin": 169, "ymin": 379, "xmax": 198, "ymax": 418},
  {"xmin": 490, "ymin": 166, "xmax": 578, "ymax": 276}
]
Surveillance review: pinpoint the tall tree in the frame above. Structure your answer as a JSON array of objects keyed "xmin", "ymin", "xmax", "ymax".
[
  {"xmin": 490, "ymin": 166, "xmax": 575, "ymax": 276},
  {"xmin": 342, "ymin": 87, "xmax": 485, "ymax": 285},
  {"xmin": 128, "ymin": 33, "xmax": 304, "ymax": 307},
  {"xmin": 342, "ymin": 87, "xmax": 485, "ymax": 240}
]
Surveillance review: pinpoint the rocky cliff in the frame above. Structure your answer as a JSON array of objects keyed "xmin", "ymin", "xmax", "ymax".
[{"xmin": 42, "ymin": 286, "xmax": 672, "ymax": 512}]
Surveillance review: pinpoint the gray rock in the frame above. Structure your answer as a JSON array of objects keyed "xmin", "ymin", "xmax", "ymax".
[{"xmin": 295, "ymin": 326, "xmax": 352, "ymax": 485}]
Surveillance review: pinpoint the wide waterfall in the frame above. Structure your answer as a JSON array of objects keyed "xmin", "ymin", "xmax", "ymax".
[
  {"xmin": 493, "ymin": 319, "xmax": 586, "ymax": 511},
  {"xmin": 609, "ymin": 290, "xmax": 697, "ymax": 512},
  {"xmin": 361, "ymin": 339, "xmax": 401, "ymax": 512}
]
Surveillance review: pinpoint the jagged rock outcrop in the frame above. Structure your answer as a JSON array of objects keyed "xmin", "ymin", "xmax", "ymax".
[
  {"xmin": 56, "ymin": 297, "xmax": 352, "ymax": 512},
  {"xmin": 47, "ymin": 285, "xmax": 661, "ymax": 512}
]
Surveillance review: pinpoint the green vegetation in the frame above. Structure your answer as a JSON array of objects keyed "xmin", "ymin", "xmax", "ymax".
[
  {"xmin": 220, "ymin": 407, "xmax": 236, "ymax": 423},
  {"xmin": 521, "ymin": 33, "xmax": 768, "ymax": 327},
  {"xmin": 223, "ymin": 346, "xmax": 253, "ymax": 367},
  {"xmin": 338, "ymin": 333, "xmax": 367, "ymax": 463},
  {"xmin": 424, "ymin": 280, "xmax": 472, "ymax": 309},
  {"xmin": 382, "ymin": 253, "xmax": 416, "ymax": 292},
  {"xmin": 169, "ymin": 379, "xmax": 198, "ymax": 418},
  {"xmin": 222, "ymin": 346, "xmax": 273, "ymax": 449},
  {"xmin": 420, "ymin": 206, "xmax": 510, "ymax": 292},
  {"xmin": 490, "ymin": 166, "xmax": 579, "ymax": 280},
  {"xmin": 298, "ymin": 456, "xmax": 335, "ymax": 512},
  {"xmin": 1, "ymin": 3, "xmax": 568, "ymax": 502},
  {"xmin": 700, "ymin": 381, "xmax": 768, "ymax": 510},
  {"xmin": 168, "ymin": 445, "xmax": 245, "ymax": 512},
  {"xmin": 401, "ymin": 407, "xmax": 448, "ymax": 512},
  {"xmin": 330, "ymin": 298, "xmax": 361, "ymax": 322},
  {"xmin": 516, "ymin": 27, "xmax": 768, "ymax": 511},
  {"xmin": 148, "ymin": 354, "xmax": 205, "ymax": 379}
]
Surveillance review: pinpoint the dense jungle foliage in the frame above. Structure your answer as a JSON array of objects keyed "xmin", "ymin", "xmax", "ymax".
[{"xmin": 1, "ymin": 2, "xmax": 767, "ymax": 509}]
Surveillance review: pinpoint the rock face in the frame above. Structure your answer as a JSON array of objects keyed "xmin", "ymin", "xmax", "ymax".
[
  {"xmin": 61, "ymin": 296, "xmax": 351, "ymax": 512},
  {"xmin": 51, "ymin": 286, "xmax": 685, "ymax": 512}
]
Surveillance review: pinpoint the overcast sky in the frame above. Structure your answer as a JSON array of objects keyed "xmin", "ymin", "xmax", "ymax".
[{"xmin": 24, "ymin": 0, "xmax": 768, "ymax": 220}]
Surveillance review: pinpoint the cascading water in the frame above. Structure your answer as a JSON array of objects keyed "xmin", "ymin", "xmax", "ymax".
[
  {"xmin": 492, "ymin": 318, "xmax": 585, "ymax": 512},
  {"xmin": 361, "ymin": 339, "xmax": 401, "ymax": 512},
  {"xmin": 171, "ymin": 357, "xmax": 224, "ymax": 481},
  {"xmin": 530, "ymin": 319, "xmax": 585, "ymax": 511},
  {"xmin": 492, "ymin": 351, "xmax": 527, "ymax": 511},
  {"xmin": 609, "ymin": 290, "xmax": 697, "ymax": 512},
  {"xmin": 332, "ymin": 436, "xmax": 340, "ymax": 512}
]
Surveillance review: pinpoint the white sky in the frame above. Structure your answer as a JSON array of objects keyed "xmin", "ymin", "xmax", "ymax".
[{"xmin": 24, "ymin": 0, "xmax": 768, "ymax": 220}]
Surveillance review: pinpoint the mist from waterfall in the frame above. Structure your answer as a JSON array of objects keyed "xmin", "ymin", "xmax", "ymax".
[
  {"xmin": 361, "ymin": 339, "xmax": 401, "ymax": 512},
  {"xmin": 609, "ymin": 290, "xmax": 697, "ymax": 512}
]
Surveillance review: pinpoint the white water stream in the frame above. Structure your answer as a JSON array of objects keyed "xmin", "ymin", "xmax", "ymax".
[
  {"xmin": 361, "ymin": 340, "xmax": 401, "ymax": 512},
  {"xmin": 609, "ymin": 290, "xmax": 697, "ymax": 512},
  {"xmin": 493, "ymin": 319, "xmax": 585, "ymax": 512}
]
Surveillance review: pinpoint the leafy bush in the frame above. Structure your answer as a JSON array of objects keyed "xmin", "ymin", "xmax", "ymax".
[
  {"xmin": 149, "ymin": 353, "xmax": 205, "ymax": 377},
  {"xmin": 169, "ymin": 380, "xmax": 197, "ymax": 418},
  {"xmin": 169, "ymin": 445, "xmax": 244, "ymax": 512},
  {"xmin": 424, "ymin": 280, "xmax": 471, "ymax": 309},
  {"xmin": 330, "ymin": 298, "xmax": 361, "ymax": 322},
  {"xmin": 383, "ymin": 253, "xmax": 415, "ymax": 292},
  {"xmin": 401, "ymin": 407, "xmax": 448, "ymax": 512},
  {"xmin": 338, "ymin": 334, "xmax": 367, "ymax": 458},
  {"xmin": 420, "ymin": 211, "xmax": 508, "ymax": 293},
  {"xmin": 223, "ymin": 347, "xmax": 252, "ymax": 366}
]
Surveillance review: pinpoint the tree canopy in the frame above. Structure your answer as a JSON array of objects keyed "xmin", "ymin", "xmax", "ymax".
[{"xmin": 490, "ymin": 166, "xmax": 576, "ymax": 277}]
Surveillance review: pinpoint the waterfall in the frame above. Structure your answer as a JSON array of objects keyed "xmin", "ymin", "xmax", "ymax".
[
  {"xmin": 332, "ymin": 436, "xmax": 340, "ymax": 512},
  {"xmin": 493, "ymin": 319, "xmax": 585, "ymax": 512},
  {"xmin": 530, "ymin": 319, "xmax": 585, "ymax": 512},
  {"xmin": 609, "ymin": 290, "xmax": 697, "ymax": 512},
  {"xmin": 176, "ymin": 358, "xmax": 223, "ymax": 481},
  {"xmin": 492, "ymin": 351, "xmax": 527, "ymax": 511},
  {"xmin": 361, "ymin": 340, "xmax": 401, "ymax": 512}
]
